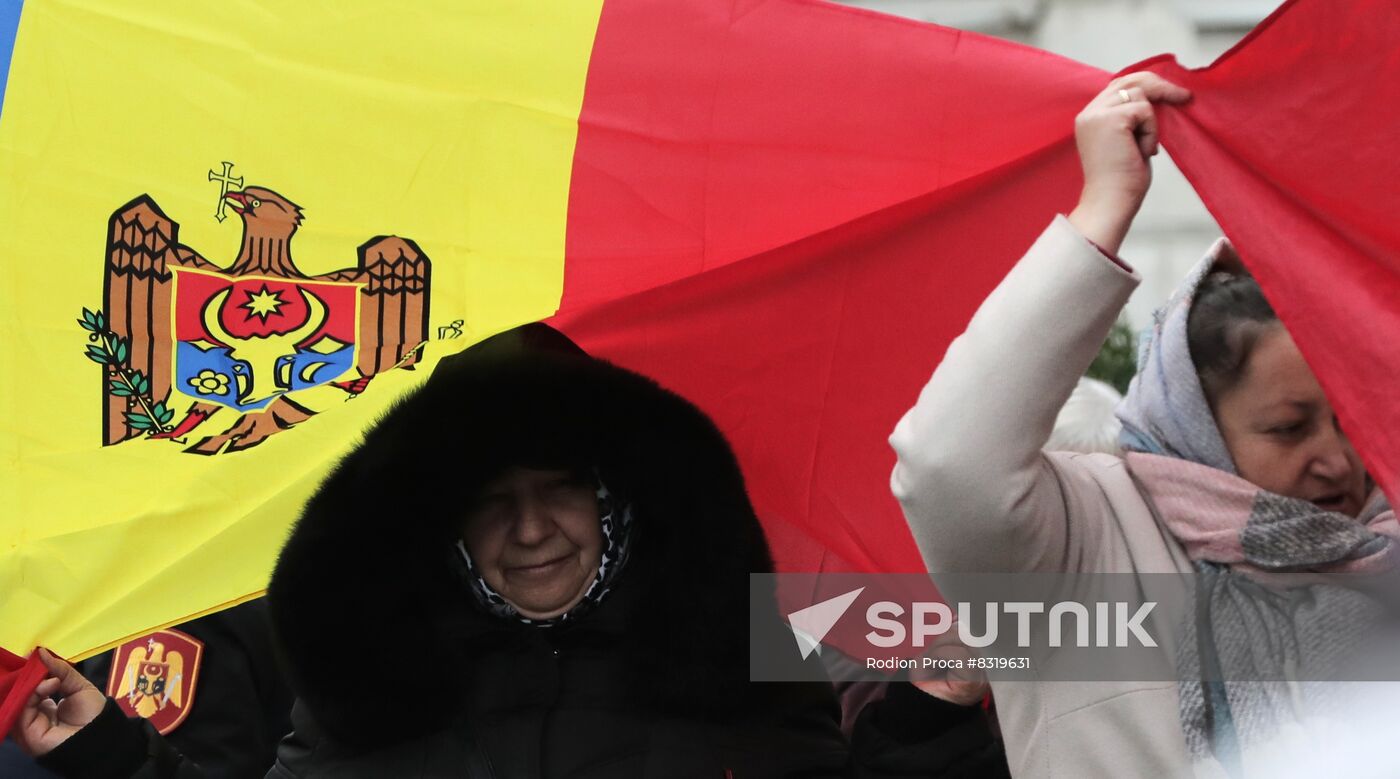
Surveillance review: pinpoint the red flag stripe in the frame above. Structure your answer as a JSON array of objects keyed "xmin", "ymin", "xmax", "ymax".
[{"xmin": 560, "ymin": 0, "xmax": 1102, "ymax": 572}]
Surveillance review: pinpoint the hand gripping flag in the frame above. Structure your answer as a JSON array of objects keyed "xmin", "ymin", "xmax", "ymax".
[{"xmin": 1, "ymin": 0, "xmax": 1397, "ymax": 736}]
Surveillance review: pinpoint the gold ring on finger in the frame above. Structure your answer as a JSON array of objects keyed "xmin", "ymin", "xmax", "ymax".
[{"xmin": 1118, "ymin": 89, "xmax": 1134, "ymax": 104}]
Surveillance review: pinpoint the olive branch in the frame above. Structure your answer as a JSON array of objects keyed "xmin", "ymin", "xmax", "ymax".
[{"xmin": 78, "ymin": 308, "xmax": 176, "ymax": 433}]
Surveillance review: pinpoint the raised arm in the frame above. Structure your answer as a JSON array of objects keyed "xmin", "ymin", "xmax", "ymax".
[{"xmin": 889, "ymin": 73, "xmax": 1190, "ymax": 574}]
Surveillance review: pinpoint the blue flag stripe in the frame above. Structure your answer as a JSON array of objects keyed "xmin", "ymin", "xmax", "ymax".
[{"xmin": 0, "ymin": 0, "xmax": 24, "ymax": 123}]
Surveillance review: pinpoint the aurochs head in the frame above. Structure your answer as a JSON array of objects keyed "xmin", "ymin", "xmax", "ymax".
[{"xmin": 183, "ymin": 286, "xmax": 354, "ymax": 412}]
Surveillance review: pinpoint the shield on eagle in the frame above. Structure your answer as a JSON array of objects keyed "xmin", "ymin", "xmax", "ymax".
[
  {"xmin": 84, "ymin": 184, "xmax": 431, "ymax": 455},
  {"xmin": 172, "ymin": 271, "xmax": 359, "ymax": 413}
]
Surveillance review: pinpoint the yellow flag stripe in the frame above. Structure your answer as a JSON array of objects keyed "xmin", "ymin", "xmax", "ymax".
[{"xmin": 0, "ymin": 0, "xmax": 604, "ymax": 658}]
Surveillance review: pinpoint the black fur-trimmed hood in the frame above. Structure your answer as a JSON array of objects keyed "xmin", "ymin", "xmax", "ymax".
[{"xmin": 267, "ymin": 323, "xmax": 777, "ymax": 745}]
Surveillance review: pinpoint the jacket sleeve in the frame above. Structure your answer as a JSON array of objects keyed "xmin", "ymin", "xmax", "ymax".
[
  {"xmin": 173, "ymin": 603, "xmax": 294, "ymax": 776},
  {"xmin": 889, "ymin": 216, "xmax": 1139, "ymax": 574},
  {"xmin": 36, "ymin": 698, "xmax": 205, "ymax": 779},
  {"xmin": 848, "ymin": 683, "xmax": 1010, "ymax": 779}
]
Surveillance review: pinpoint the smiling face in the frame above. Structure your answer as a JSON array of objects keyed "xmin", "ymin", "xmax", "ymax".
[
  {"xmin": 1212, "ymin": 326, "xmax": 1369, "ymax": 516},
  {"xmin": 460, "ymin": 467, "xmax": 603, "ymax": 619}
]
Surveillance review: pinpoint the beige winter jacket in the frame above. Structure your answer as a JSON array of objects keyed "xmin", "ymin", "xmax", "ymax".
[{"xmin": 890, "ymin": 216, "xmax": 1196, "ymax": 778}]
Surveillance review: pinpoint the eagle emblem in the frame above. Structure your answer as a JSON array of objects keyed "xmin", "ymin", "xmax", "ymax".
[
  {"xmin": 106, "ymin": 629, "xmax": 204, "ymax": 735},
  {"xmin": 80, "ymin": 184, "xmax": 430, "ymax": 454}
]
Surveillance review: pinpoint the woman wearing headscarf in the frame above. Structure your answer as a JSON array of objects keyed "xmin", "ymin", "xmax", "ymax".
[
  {"xmin": 15, "ymin": 322, "xmax": 1009, "ymax": 777},
  {"xmin": 261, "ymin": 322, "xmax": 850, "ymax": 776},
  {"xmin": 891, "ymin": 72, "xmax": 1399, "ymax": 778}
]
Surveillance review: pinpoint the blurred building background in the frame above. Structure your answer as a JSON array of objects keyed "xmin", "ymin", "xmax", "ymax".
[{"xmin": 835, "ymin": 0, "xmax": 1285, "ymax": 329}]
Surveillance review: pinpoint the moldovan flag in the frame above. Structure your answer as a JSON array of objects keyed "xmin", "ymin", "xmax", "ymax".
[{"xmin": 1, "ymin": 0, "xmax": 1396, "ymax": 736}]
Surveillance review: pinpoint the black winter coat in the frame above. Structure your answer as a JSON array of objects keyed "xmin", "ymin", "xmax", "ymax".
[
  {"xmin": 266, "ymin": 323, "xmax": 851, "ymax": 777},
  {"xmin": 267, "ymin": 585, "xmax": 851, "ymax": 777}
]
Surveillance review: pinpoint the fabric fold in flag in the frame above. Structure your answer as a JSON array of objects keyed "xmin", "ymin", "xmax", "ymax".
[
  {"xmin": 0, "ymin": 649, "xmax": 47, "ymax": 741},
  {"xmin": 555, "ymin": 139, "xmax": 1086, "ymax": 573}
]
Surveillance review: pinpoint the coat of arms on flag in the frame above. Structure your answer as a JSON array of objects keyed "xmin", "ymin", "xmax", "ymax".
[
  {"xmin": 105, "ymin": 629, "xmax": 204, "ymax": 735},
  {"xmin": 79, "ymin": 174, "xmax": 432, "ymax": 455}
]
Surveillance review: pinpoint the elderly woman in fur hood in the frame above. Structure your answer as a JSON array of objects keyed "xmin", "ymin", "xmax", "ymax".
[
  {"xmin": 14, "ymin": 324, "xmax": 1009, "ymax": 777},
  {"xmin": 893, "ymin": 72, "xmax": 1400, "ymax": 778}
]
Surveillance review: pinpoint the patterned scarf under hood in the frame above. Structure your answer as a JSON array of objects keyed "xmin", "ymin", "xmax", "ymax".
[{"xmin": 1115, "ymin": 238, "xmax": 1400, "ymax": 777}]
